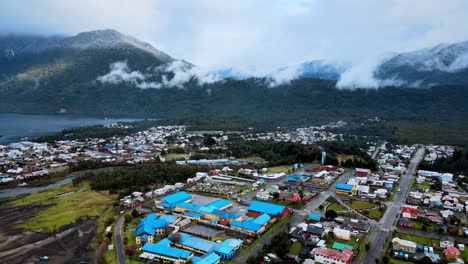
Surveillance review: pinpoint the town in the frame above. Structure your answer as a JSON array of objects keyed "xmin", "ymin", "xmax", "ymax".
[{"xmin": 0, "ymin": 124, "xmax": 467, "ymax": 264}]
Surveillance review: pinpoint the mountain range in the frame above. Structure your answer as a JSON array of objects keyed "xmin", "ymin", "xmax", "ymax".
[{"xmin": 0, "ymin": 29, "xmax": 467, "ymax": 143}]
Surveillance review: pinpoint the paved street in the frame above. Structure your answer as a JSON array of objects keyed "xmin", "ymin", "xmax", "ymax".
[
  {"xmin": 235, "ymin": 167, "xmax": 354, "ymax": 262},
  {"xmin": 114, "ymin": 214, "xmax": 127, "ymax": 264},
  {"xmin": 362, "ymin": 147, "xmax": 425, "ymax": 264}
]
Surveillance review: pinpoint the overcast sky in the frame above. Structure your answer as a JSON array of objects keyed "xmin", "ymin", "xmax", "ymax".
[{"xmin": 1, "ymin": 0, "xmax": 468, "ymax": 72}]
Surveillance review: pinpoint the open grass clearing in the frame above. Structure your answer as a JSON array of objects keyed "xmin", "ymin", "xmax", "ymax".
[
  {"xmin": 240, "ymin": 156, "xmax": 267, "ymax": 163},
  {"xmin": 345, "ymin": 200, "xmax": 379, "ymax": 210},
  {"xmin": 393, "ymin": 232, "xmax": 439, "ymax": 246},
  {"xmin": 12, "ymin": 184, "xmax": 114, "ymax": 232},
  {"xmin": 164, "ymin": 153, "xmax": 188, "ymax": 160},
  {"xmin": 266, "ymin": 165, "xmax": 292, "ymax": 174},
  {"xmin": 327, "ymin": 202, "xmax": 347, "ymax": 212},
  {"xmin": 415, "ymin": 181, "xmax": 432, "ymax": 190}
]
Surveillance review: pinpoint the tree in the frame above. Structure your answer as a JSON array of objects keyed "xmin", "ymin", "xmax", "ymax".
[
  {"xmin": 124, "ymin": 213, "xmax": 132, "ymax": 223},
  {"xmin": 382, "ymin": 255, "xmax": 389, "ymax": 264},
  {"xmin": 325, "ymin": 209, "xmax": 338, "ymax": 219},
  {"xmin": 131, "ymin": 209, "xmax": 139, "ymax": 218},
  {"xmin": 417, "ymin": 256, "xmax": 433, "ymax": 264},
  {"xmin": 365, "ymin": 243, "xmax": 371, "ymax": 251}
]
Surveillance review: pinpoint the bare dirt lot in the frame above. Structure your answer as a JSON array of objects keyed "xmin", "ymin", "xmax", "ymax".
[{"xmin": 0, "ymin": 204, "xmax": 97, "ymax": 264}]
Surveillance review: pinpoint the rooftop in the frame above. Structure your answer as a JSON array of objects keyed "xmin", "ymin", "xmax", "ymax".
[{"xmin": 248, "ymin": 201, "xmax": 286, "ymax": 215}]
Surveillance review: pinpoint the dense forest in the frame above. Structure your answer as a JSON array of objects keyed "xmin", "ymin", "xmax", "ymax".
[
  {"xmin": 3, "ymin": 75, "xmax": 468, "ymax": 145},
  {"xmin": 79, "ymin": 164, "xmax": 209, "ymax": 197},
  {"xmin": 226, "ymin": 140, "xmax": 377, "ymax": 169},
  {"xmin": 419, "ymin": 148, "xmax": 468, "ymax": 176}
]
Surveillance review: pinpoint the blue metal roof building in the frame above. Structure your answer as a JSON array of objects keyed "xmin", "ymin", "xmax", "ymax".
[
  {"xmin": 308, "ymin": 212, "xmax": 322, "ymax": 222},
  {"xmin": 160, "ymin": 191, "xmax": 192, "ymax": 208},
  {"xmin": 192, "ymin": 252, "xmax": 221, "ymax": 264},
  {"xmin": 250, "ymin": 213, "xmax": 271, "ymax": 226},
  {"xmin": 231, "ymin": 220, "xmax": 262, "ymax": 232},
  {"xmin": 135, "ymin": 213, "xmax": 178, "ymax": 243},
  {"xmin": 205, "ymin": 199, "xmax": 233, "ymax": 210},
  {"xmin": 142, "ymin": 238, "xmax": 193, "ymax": 262},
  {"xmin": 248, "ymin": 201, "xmax": 287, "ymax": 216},
  {"xmin": 335, "ymin": 183, "xmax": 354, "ymax": 191},
  {"xmin": 285, "ymin": 174, "xmax": 309, "ymax": 182}
]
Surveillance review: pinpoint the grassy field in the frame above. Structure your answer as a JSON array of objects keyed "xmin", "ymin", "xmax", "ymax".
[
  {"xmin": 389, "ymin": 257, "xmax": 412, "ymax": 264},
  {"xmin": 415, "ymin": 181, "xmax": 431, "ymax": 190},
  {"xmin": 102, "ymin": 249, "xmax": 118, "ymax": 264},
  {"xmin": 289, "ymin": 241, "xmax": 302, "ymax": 255},
  {"xmin": 191, "ymin": 130, "xmax": 220, "ymax": 135},
  {"xmin": 163, "ymin": 153, "xmax": 188, "ymax": 160},
  {"xmin": 11, "ymin": 183, "xmax": 114, "ymax": 232},
  {"xmin": 394, "ymin": 232, "xmax": 439, "ymax": 246},
  {"xmin": 345, "ymin": 200, "xmax": 379, "ymax": 210},
  {"xmin": 327, "ymin": 202, "xmax": 347, "ymax": 212},
  {"xmin": 240, "ymin": 156, "xmax": 267, "ymax": 163},
  {"xmin": 266, "ymin": 165, "xmax": 292, "ymax": 174},
  {"xmin": 364, "ymin": 208, "xmax": 386, "ymax": 219},
  {"xmin": 463, "ymin": 246, "xmax": 468, "ymax": 262}
]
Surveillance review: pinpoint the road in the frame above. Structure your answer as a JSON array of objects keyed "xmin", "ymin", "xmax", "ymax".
[
  {"xmin": 114, "ymin": 214, "xmax": 127, "ymax": 264},
  {"xmin": 361, "ymin": 147, "xmax": 425, "ymax": 264},
  {"xmin": 234, "ymin": 168, "xmax": 354, "ymax": 263}
]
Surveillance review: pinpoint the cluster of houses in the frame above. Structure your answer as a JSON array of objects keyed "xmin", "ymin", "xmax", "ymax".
[
  {"xmin": 392, "ymin": 236, "xmax": 465, "ymax": 263},
  {"xmin": 423, "ymin": 145, "xmax": 455, "ymax": 163},
  {"xmin": 0, "ymin": 126, "xmax": 189, "ymax": 184},
  {"xmin": 334, "ymin": 167, "xmax": 401, "ymax": 199},
  {"xmin": 241, "ymin": 121, "xmax": 347, "ymax": 144},
  {"xmin": 288, "ymin": 212, "xmax": 369, "ymax": 264},
  {"xmin": 254, "ymin": 167, "xmax": 344, "ymax": 203}
]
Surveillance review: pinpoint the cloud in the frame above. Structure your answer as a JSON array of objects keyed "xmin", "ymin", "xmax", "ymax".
[
  {"xmin": 2, "ymin": 0, "xmax": 468, "ymax": 89},
  {"xmin": 97, "ymin": 61, "xmax": 145, "ymax": 85},
  {"xmin": 97, "ymin": 60, "xmax": 223, "ymax": 89}
]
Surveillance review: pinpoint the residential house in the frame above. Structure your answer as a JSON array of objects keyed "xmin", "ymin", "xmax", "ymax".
[
  {"xmin": 398, "ymin": 218, "xmax": 413, "ymax": 228},
  {"xmin": 313, "ymin": 247, "xmax": 352, "ymax": 264},
  {"xmin": 440, "ymin": 237, "xmax": 455, "ymax": 249},
  {"xmin": 333, "ymin": 228, "xmax": 351, "ymax": 241},
  {"xmin": 401, "ymin": 205, "xmax": 418, "ymax": 219},
  {"xmin": 443, "ymin": 246, "xmax": 461, "ymax": 261},
  {"xmin": 392, "ymin": 238, "xmax": 417, "ymax": 253}
]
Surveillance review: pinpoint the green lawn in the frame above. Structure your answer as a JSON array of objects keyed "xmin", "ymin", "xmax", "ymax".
[
  {"xmin": 289, "ymin": 241, "xmax": 302, "ymax": 255},
  {"xmin": 462, "ymin": 246, "xmax": 468, "ymax": 262},
  {"xmin": 164, "ymin": 153, "xmax": 188, "ymax": 160},
  {"xmin": 394, "ymin": 232, "xmax": 439, "ymax": 246},
  {"xmin": 415, "ymin": 181, "xmax": 431, "ymax": 190},
  {"xmin": 327, "ymin": 203, "xmax": 347, "ymax": 212},
  {"xmin": 345, "ymin": 200, "xmax": 379, "ymax": 210},
  {"xmin": 389, "ymin": 257, "xmax": 413, "ymax": 264},
  {"xmin": 102, "ymin": 249, "xmax": 118, "ymax": 264},
  {"xmin": 267, "ymin": 165, "xmax": 292, "ymax": 174},
  {"xmin": 191, "ymin": 130, "xmax": 219, "ymax": 135},
  {"xmin": 363, "ymin": 207, "xmax": 387, "ymax": 219},
  {"xmin": 410, "ymin": 220, "xmax": 436, "ymax": 232},
  {"xmin": 12, "ymin": 184, "xmax": 114, "ymax": 232},
  {"xmin": 240, "ymin": 156, "xmax": 267, "ymax": 163}
]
